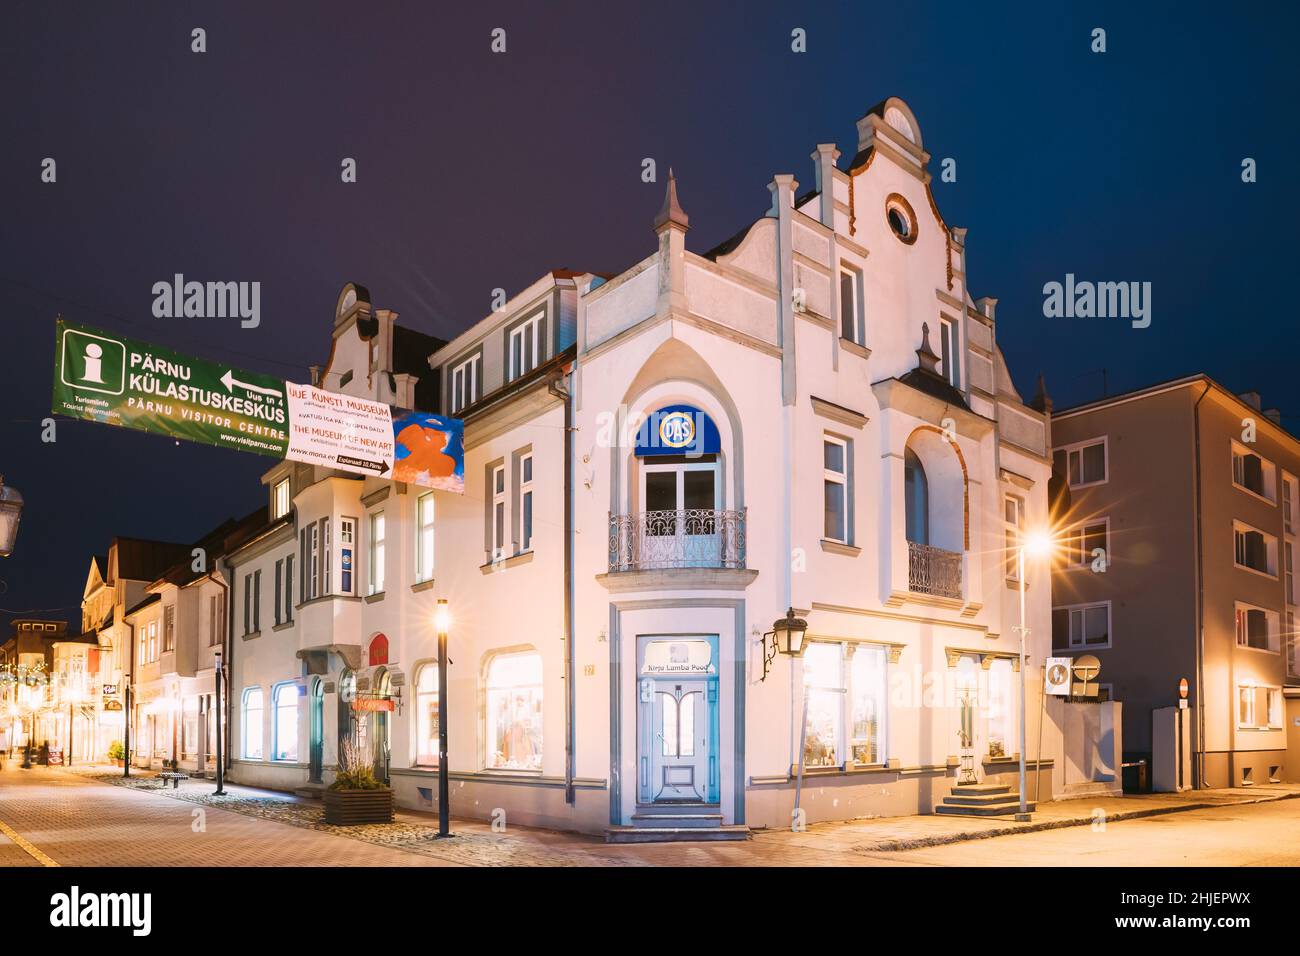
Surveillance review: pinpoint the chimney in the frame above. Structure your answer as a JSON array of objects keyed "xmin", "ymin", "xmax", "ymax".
[
  {"xmin": 1264, "ymin": 408, "xmax": 1282, "ymax": 426},
  {"xmin": 1239, "ymin": 391, "xmax": 1262, "ymax": 411}
]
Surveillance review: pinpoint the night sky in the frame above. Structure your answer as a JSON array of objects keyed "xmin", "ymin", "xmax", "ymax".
[{"xmin": 2, "ymin": 1, "xmax": 1294, "ymax": 629}]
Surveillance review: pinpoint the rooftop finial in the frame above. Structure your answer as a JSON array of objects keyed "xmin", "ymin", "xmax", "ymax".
[{"xmin": 653, "ymin": 168, "xmax": 690, "ymax": 233}]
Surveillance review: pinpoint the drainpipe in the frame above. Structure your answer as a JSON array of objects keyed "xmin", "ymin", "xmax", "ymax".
[
  {"xmin": 219, "ymin": 556, "xmax": 235, "ymax": 776},
  {"xmin": 1192, "ymin": 380, "xmax": 1212, "ymax": 788},
  {"xmin": 549, "ymin": 371, "xmax": 577, "ymax": 806},
  {"xmin": 211, "ymin": 567, "xmax": 231, "ymax": 783},
  {"xmin": 124, "ymin": 619, "xmax": 135, "ymax": 778}
]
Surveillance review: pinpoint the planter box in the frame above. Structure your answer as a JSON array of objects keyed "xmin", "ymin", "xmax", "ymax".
[{"xmin": 323, "ymin": 788, "xmax": 395, "ymax": 825}]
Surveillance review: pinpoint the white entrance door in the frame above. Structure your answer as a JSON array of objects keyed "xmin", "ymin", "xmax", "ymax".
[
  {"xmin": 955, "ymin": 655, "xmax": 985, "ymax": 781},
  {"xmin": 641, "ymin": 460, "xmax": 720, "ymax": 567},
  {"xmin": 649, "ymin": 680, "xmax": 709, "ymax": 801}
]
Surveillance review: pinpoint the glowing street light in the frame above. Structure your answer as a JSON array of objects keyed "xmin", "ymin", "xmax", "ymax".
[{"xmin": 0, "ymin": 476, "xmax": 23, "ymax": 558}]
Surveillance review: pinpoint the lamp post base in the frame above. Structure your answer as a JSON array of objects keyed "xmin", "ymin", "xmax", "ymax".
[{"xmin": 1014, "ymin": 812, "xmax": 1032, "ymax": 822}]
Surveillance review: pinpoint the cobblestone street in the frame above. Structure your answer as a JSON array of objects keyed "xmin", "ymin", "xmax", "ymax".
[{"xmin": 3, "ymin": 763, "xmax": 1300, "ymax": 867}]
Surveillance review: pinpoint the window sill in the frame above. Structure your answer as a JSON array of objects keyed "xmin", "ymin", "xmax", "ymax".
[
  {"xmin": 364, "ymin": 591, "xmax": 386, "ymax": 604},
  {"xmin": 838, "ymin": 338, "xmax": 872, "ymax": 362},
  {"xmin": 1232, "ymin": 482, "xmax": 1277, "ymax": 507},
  {"xmin": 1235, "ymin": 643, "xmax": 1281, "ymax": 656},
  {"xmin": 410, "ymin": 579, "xmax": 436, "ymax": 594},
  {"xmin": 480, "ymin": 551, "xmax": 535, "ymax": 574},
  {"xmin": 1234, "ymin": 563, "xmax": 1279, "ymax": 581},
  {"xmin": 820, "ymin": 539, "xmax": 861, "ymax": 557},
  {"xmin": 272, "ymin": 621, "xmax": 294, "ymax": 633},
  {"xmin": 241, "ymin": 630, "xmax": 261, "ymax": 642}
]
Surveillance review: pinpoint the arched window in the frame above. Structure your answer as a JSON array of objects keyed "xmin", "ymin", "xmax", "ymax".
[
  {"xmin": 272, "ymin": 682, "xmax": 301, "ymax": 762},
  {"xmin": 904, "ymin": 448, "xmax": 929, "ymax": 544},
  {"xmin": 242, "ymin": 687, "xmax": 264, "ymax": 760},
  {"xmin": 414, "ymin": 663, "xmax": 440, "ymax": 766},
  {"xmin": 485, "ymin": 651, "xmax": 543, "ymax": 771}
]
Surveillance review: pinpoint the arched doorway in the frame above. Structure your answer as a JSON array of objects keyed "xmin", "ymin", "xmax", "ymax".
[{"xmin": 308, "ymin": 678, "xmax": 324, "ymax": 784}]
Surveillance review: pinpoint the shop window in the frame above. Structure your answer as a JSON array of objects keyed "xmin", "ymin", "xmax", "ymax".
[{"xmin": 485, "ymin": 651, "xmax": 543, "ymax": 771}]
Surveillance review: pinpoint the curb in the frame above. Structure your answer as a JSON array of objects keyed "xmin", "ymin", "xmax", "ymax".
[{"xmin": 855, "ymin": 790, "xmax": 1300, "ymax": 854}]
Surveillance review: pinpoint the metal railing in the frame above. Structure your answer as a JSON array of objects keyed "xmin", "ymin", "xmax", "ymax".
[
  {"xmin": 908, "ymin": 540, "xmax": 962, "ymax": 599},
  {"xmin": 608, "ymin": 509, "xmax": 746, "ymax": 571}
]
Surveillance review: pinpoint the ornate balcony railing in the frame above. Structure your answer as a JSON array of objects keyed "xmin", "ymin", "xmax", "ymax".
[
  {"xmin": 908, "ymin": 540, "xmax": 962, "ymax": 599},
  {"xmin": 608, "ymin": 509, "xmax": 747, "ymax": 572}
]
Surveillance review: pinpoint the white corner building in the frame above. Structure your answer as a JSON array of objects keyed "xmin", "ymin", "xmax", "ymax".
[{"xmin": 223, "ymin": 98, "xmax": 1073, "ymax": 839}]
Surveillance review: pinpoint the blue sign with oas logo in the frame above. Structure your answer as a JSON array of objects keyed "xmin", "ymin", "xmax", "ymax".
[{"xmin": 633, "ymin": 404, "xmax": 721, "ymax": 457}]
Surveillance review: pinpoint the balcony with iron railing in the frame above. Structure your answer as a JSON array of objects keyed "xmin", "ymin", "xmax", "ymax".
[
  {"xmin": 607, "ymin": 508, "xmax": 747, "ymax": 574},
  {"xmin": 907, "ymin": 540, "xmax": 963, "ymax": 600}
]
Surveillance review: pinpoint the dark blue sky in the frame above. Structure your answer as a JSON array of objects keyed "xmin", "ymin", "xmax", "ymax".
[{"xmin": 1, "ymin": 1, "xmax": 1293, "ymax": 627}]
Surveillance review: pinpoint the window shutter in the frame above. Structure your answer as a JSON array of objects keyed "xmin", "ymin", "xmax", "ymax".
[
  {"xmin": 286, "ymin": 554, "xmax": 294, "ymax": 618},
  {"xmin": 317, "ymin": 518, "xmax": 327, "ymax": 597}
]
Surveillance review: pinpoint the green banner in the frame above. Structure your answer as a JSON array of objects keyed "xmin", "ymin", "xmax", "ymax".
[{"xmin": 51, "ymin": 319, "xmax": 289, "ymax": 457}]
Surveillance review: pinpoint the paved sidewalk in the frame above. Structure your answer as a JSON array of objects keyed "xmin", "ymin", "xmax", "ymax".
[
  {"xmin": 8, "ymin": 763, "xmax": 1299, "ymax": 866},
  {"xmin": 758, "ymin": 783, "xmax": 1300, "ymax": 854}
]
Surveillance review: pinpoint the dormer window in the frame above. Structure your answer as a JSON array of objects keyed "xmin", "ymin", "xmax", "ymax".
[
  {"xmin": 508, "ymin": 312, "xmax": 544, "ymax": 382},
  {"xmin": 272, "ymin": 477, "xmax": 291, "ymax": 520},
  {"xmin": 449, "ymin": 353, "xmax": 481, "ymax": 415}
]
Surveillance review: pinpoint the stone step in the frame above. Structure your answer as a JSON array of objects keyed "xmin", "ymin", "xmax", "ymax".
[
  {"xmin": 605, "ymin": 825, "xmax": 751, "ymax": 844},
  {"xmin": 630, "ymin": 813, "xmax": 724, "ymax": 829},
  {"xmin": 943, "ymin": 792, "xmax": 1029, "ymax": 806},
  {"xmin": 935, "ymin": 800, "xmax": 1036, "ymax": 817},
  {"xmin": 949, "ymin": 783, "xmax": 1012, "ymax": 795}
]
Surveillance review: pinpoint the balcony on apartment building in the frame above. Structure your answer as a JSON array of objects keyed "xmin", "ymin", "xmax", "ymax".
[
  {"xmin": 602, "ymin": 508, "xmax": 754, "ymax": 592},
  {"xmin": 907, "ymin": 540, "xmax": 963, "ymax": 600}
]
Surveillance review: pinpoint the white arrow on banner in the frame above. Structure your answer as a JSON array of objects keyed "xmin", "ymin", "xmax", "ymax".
[{"xmin": 221, "ymin": 369, "xmax": 281, "ymax": 396}]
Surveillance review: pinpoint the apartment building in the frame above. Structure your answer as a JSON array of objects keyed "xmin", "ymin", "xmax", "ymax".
[
  {"xmin": 222, "ymin": 97, "xmax": 1079, "ymax": 838},
  {"xmin": 1051, "ymin": 376, "xmax": 1300, "ymax": 789}
]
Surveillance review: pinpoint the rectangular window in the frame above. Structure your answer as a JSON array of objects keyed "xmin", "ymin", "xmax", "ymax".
[
  {"xmin": 449, "ymin": 354, "xmax": 480, "ymax": 414},
  {"xmin": 338, "ymin": 517, "xmax": 356, "ymax": 596},
  {"xmin": 209, "ymin": 592, "xmax": 224, "ymax": 647},
  {"xmin": 1054, "ymin": 438, "xmax": 1108, "ymax": 488},
  {"xmin": 308, "ymin": 525, "xmax": 319, "ymax": 600},
  {"xmin": 273, "ymin": 560, "xmax": 283, "ymax": 626},
  {"xmin": 369, "ymin": 512, "xmax": 386, "ymax": 594},
  {"xmin": 252, "ymin": 570, "xmax": 261, "ymax": 633},
  {"xmin": 508, "ymin": 313, "xmax": 544, "ymax": 381},
  {"xmin": 1235, "ymin": 604, "xmax": 1275, "ymax": 651},
  {"xmin": 1288, "ymin": 542, "xmax": 1296, "ymax": 606},
  {"xmin": 1285, "ymin": 475, "xmax": 1297, "ymax": 534},
  {"xmin": 1004, "ymin": 494, "xmax": 1025, "ymax": 581},
  {"xmin": 1234, "ymin": 523, "xmax": 1276, "ymax": 576},
  {"xmin": 415, "ymin": 494, "xmax": 435, "ymax": 583},
  {"xmin": 803, "ymin": 643, "xmax": 844, "ymax": 769},
  {"xmin": 1232, "ymin": 443, "xmax": 1275, "ymax": 501},
  {"xmin": 987, "ymin": 659, "xmax": 1015, "ymax": 759},
  {"xmin": 1052, "ymin": 602, "xmax": 1111, "ymax": 649},
  {"xmin": 242, "ymin": 688, "xmax": 264, "ymax": 760},
  {"xmin": 491, "ymin": 465, "xmax": 506, "ymax": 559},
  {"xmin": 485, "ymin": 652, "xmax": 543, "ymax": 771},
  {"xmin": 823, "ymin": 436, "xmax": 849, "ymax": 543},
  {"xmin": 243, "ymin": 574, "xmax": 252, "ymax": 634},
  {"xmin": 1065, "ymin": 519, "xmax": 1108, "ymax": 567},
  {"xmin": 1238, "ymin": 686, "xmax": 1255, "ymax": 729},
  {"xmin": 839, "ymin": 266, "xmax": 863, "ymax": 344},
  {"xmin": 850, "ymin": 646, "xmax": 887, "ymax": 766},
  {"xmin": 272, "ymin": 477, "xmax": 291, "ymax": 519},
  {"xmin": 1236, "ymin": 686, "xmax": 1281, "ymax": 730},
  {"xmin": 520, "ymin": 453, "xmax": 534, "ymax": 552},
  {"xmin": 146, "ymin": 620, "xmax": 158, "ymax": 662},
  {"xmin": 1267, "ymin": 687, "xmax": 1283, "ymax": 728},
  {"xmin": 323, "ymin": 520, "xmax": 331, "ymax": 595},
  {"xmin": 273, "ymin": 684, "xmax": 300, "ymax": 762},
  {"xmin": 163, "ymin": 605, "xmax": 175, "ymax": 653},
  {"xmin": 938, "ymin": 317, "xmax": 960, "ymax": 388},
  {"xmin": 284, "ymin": 554, "xmax": 293, "ymax": 622}
]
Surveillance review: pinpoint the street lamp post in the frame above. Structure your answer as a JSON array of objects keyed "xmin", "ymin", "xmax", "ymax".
[
  {"xmin": 213, "ymin": 649, "xmax": 225, "ymax": 795},
  {"xmin": 1016, "ymin": 530, "xmax": 1053, "ymax": 822},
  {"xmin": 435, "ymin": 599, "xmax": 451, "ymax": 838},
  {"xmin": 0, "ymin": 475, "xmax": 24, "ymax": 558},
  {"xmin": 123, "ymin": 673, "xmax": 132, "ymax": 779}
]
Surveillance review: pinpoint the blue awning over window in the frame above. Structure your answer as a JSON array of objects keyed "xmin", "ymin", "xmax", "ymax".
[{"xmin": 633, "ymin": 404, "xmax": 721, "ymax": 457}]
